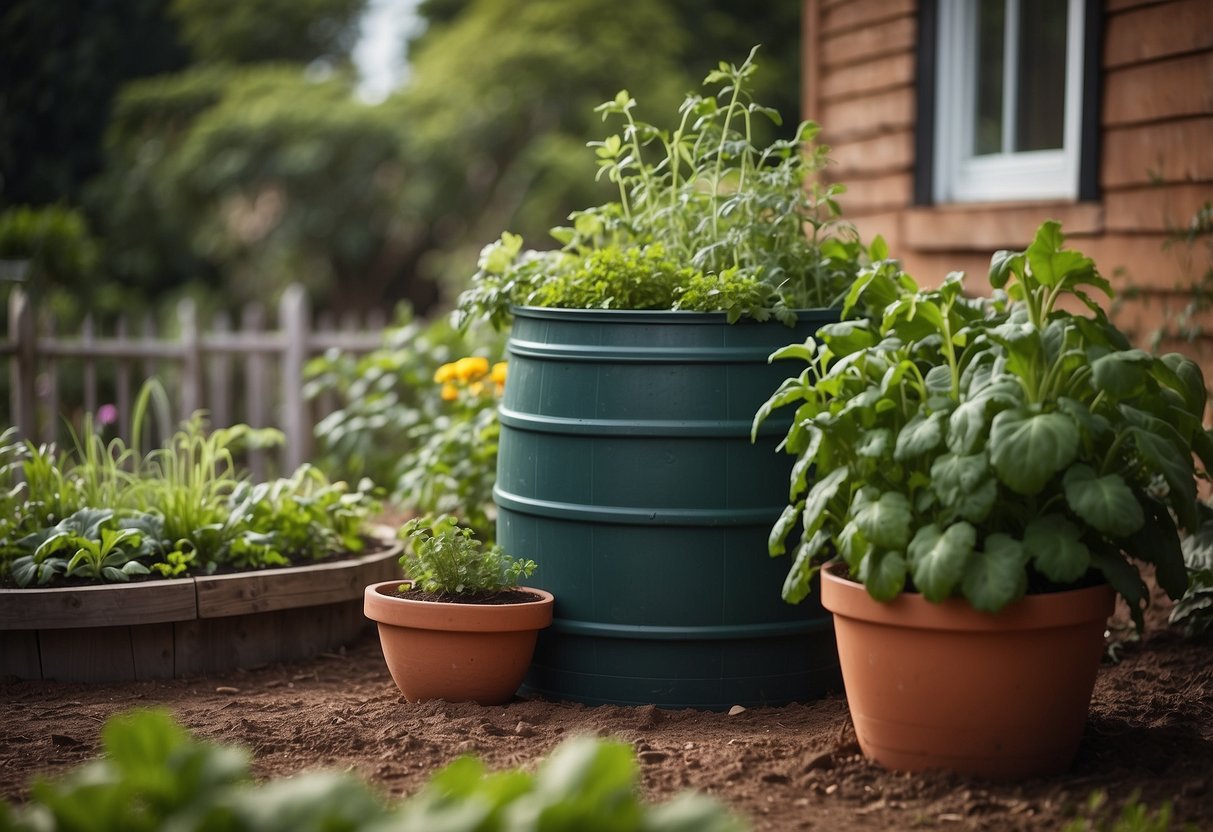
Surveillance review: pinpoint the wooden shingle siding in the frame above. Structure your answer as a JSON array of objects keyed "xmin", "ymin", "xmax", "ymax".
[
  {"xmin": 1102, "ymin": 118, "xmax": 1213, "ymax": 188},
  {"xmin": 1104, "ymin": 0, "xmax": 1213, "ymax": 68},
  {"xmin": 804, "ymin": 0, "xmax": 1213, "ymax": 367}
]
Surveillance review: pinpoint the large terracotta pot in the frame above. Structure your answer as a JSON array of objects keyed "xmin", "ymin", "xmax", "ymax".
[
  {"xmin": 820, "ymin": 566, "xmax": 1114, "ymax": 779},
  {"xmin": 364, "ymin": 580, "xmax": 554, "ymax": 705}
]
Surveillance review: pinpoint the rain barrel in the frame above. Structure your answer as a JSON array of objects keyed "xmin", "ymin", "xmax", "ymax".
[{"xmin": 495, "ymin": 306, "xmax": 841, "ymax": 709}]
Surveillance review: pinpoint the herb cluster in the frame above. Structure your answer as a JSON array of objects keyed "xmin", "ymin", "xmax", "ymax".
[
  {"xmin": 756, "ymin": 222, "xmax": 1210, "ymax": 627},
  {"xmin": 455, "ymin": 47, "xmax": 862, "ymax": 330},
  {"xmin": 397, "ymin": 515, "xmax": 534, "ymax": 599}
]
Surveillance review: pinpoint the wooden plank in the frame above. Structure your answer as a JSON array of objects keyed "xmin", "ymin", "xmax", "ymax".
[
  {"xmin": 832, "ymin": 171, "xmax": 913, "ymax": 214},
  {"xmin": 1107, "ymin": 0, "xmax": 1172, "ymax": 12},
  {"xmin": 1083, "ymin": 233, "xmax": 1193, "ymax": 293},
  {"xmin": 903, "ymin": 203, "xmax": 1106, "ymax": 252},
  {"xmin": 897, "ymin": 250, "xmax": 1006, "ymax": 290},
  {"xmin": 173, "ymin": 612, "xmax": 285, "ymax": 676},
  {"xmin": 830, "ymin": 130, "xmax": 915, "ymax": 176},
  {"xmin": 820, "ymin": 51, "xmax": 916, "ymax": 102},
  {"xmin": 819, "ymin": 86, "xmax": 915, "ymax": 142},
  {"xmin": 821, "ymin": 15, "xmax": 916, "ymax": 68},
  {"xmin": 804, "ymin": 0, "xmax": 822, "ymax": 121},
  {"xmin": 821, "ymin": 0, "xmax": 915, "ymax": 36},
  {"xmin": 8, "ymin": 289, "xmax": 36, "ymax": 442},
  {"xmin": 131, "ymin": 623, "xmax": 176, "ymax": 680},
  {"xmin": 81, "ymin": 315, "xmax": 97, "ymax": 418},
  {"xmin": 0, "ymin": 629, "xmax": 42, "ymax": 679},
  {"xmin": 278, "ymin": 601, "xmax": 368, "ymax": 663},
  {"xmin": 1105, "ymin": 183, "xmax": 1213, "ymax": 233},
  {"xmin": 0, "ymin": 580, "xmax": 197, "ymax": 630},
  {"xmin": 39, "ymin": 626, "xmax": 135, "ymax": 682},
  {"xmin": 1102, "ymin": 118, "xmax": 1213, "ymax": 188},
  {"xmin": 114, "ymin": 317, "xmax": 132, "ymax": 448},
  {"xmin": 848, "ymin": 211, "xmax": 906, "ymax": 257},
  {"xmin": 195, "ymin": 545, "xmax": 401, "ymax": 619},
  {"xmin": 279, "ymin": 284, "xmax": 311, "ymax": 472},
  {"xmin": 242, "ymin": 303, "xmax": 270, "ymax": 481},
  {"xmin": 207, "ymin": 311, "xmax": 232, "ymax": 427},
  {"xmin": 1103, "ymin": 52, "xmax": 1213, "ymax": 127},
  {"xmin": 1104, "ymin": 0, "xmax": 1213, "ymax": 69},
  {"xmin": 1110, "ymin": 291, "xmax": 1213, "ymax": 349}
]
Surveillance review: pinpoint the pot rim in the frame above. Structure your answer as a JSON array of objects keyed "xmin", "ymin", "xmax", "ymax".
[
  {"xmin": 363, "ymin": 580, "xmax": 554, "ymax": 633},
  {"xmin": 509, "ymin": 305, "xmax": 840, "ymax": 325},
  {"xmin": 820, "ymin": 563, "xmax": 1115, "ymax": 633}
]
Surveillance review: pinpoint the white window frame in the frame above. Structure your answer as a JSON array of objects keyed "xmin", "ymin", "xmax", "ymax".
[{"xmin": 933, "ymin": 0, "xmax": 1086, "ymax": 203}]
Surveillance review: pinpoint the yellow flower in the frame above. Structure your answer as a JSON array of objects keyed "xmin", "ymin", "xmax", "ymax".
[
  {"xmin": 491, "ymin": 361, "xmax": 508, "ymax": 385},
  {"xmin": 469, "ymin": 381, "xmax": 485, "ymax": 397},
  {"xmin": 433, "ymin": 363, "xmax": 458, "ymax": 383},
  {"xmin": 455, "ymin": 356, "xmax": 490, "ymax": 381},
  {"xmin": 440, "ymin": 383, "xmax": 459, "ymax": 401}
]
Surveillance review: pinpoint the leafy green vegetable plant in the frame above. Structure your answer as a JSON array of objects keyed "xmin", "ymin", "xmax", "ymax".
[
  {"xmin": 755, "ymin": 221, "xmax": 1210, "ymax": 627},
  {"xmin": 455, "ymin": 46, "xmax": 862, "ymax": 329},
  {"xmin": 398, "ymin": 515, "xmax": 535, "ymax": 599},
  {"xmin": 0, "ymin": 709, "xmax": 742, "ymax": 832}
]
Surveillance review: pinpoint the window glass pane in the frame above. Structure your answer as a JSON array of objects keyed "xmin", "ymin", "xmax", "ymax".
[
  {"xmin": 1015, "ymin": 0, "xmax": 1067, "ymax": 151},
  {"xmin": 974, "ymin": 0, "xmax": 1005, "ymax": 156}
]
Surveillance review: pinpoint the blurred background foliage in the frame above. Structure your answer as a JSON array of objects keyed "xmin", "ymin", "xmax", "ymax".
[{"xmin": 0, "ymin": 0, "xmax": 801, "ymax": 325}]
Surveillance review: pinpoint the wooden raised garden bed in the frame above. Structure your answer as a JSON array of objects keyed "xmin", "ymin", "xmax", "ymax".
[{"xmin": 0, "ymin": 541, "xmax": 402, "ymax": 682}]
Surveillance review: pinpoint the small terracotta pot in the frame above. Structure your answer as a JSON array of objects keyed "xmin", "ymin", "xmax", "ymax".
[
  {"xmin": 821, "ymin": 566, "xmax": 1114, "ymax": 779},
  {"xmin": 364, "ymin": 580, "xmax": 554, "ymax": 705}
]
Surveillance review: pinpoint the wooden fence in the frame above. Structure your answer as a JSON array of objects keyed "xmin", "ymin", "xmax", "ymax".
[{"xmin": 1, "ymin": 284, "xmax": 388, "ymax": 476}]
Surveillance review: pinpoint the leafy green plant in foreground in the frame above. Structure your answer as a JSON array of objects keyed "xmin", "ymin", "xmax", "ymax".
[
  {"xmin": 756, "ymin": 221, "xmax": 1210, "ymax": 627},
  {"xmin": 398, "ymin": 515, "xmax": 535, "ymax": 599},
  {"xmin": 1063, "ymin": 790, "xmax": 1197, "ymax": 832},
  {"xmin": 0, "ymin": 709, "xmax": 742, "ymax": 832}
]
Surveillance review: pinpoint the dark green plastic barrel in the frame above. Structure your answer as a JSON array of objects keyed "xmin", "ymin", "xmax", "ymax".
[{"xmin": 495, "ymin": 306, "xmax": 841, "ymax": 709}]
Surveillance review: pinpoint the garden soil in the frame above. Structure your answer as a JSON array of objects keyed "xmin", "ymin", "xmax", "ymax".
[{"xmin": 2, "ymin": 593, "xmax": 1211, "ymax": 831}]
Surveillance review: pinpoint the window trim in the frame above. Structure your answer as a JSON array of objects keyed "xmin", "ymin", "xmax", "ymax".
[{"xmin": 916, "ymin": 0, "xmax": 1102, "ymax": 206}]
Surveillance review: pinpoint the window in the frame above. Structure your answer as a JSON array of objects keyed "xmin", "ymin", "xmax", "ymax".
[{"xmin": 924, "ymin": 0, "xmax": 1097, "ymax": 204}]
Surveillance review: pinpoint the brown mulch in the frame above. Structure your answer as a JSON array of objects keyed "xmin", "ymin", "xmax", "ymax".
[{"xmin": 1, "ymin": 601, "xmax": 1211, "ymax": 831}]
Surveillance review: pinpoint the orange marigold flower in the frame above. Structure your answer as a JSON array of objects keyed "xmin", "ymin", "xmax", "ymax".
[
  {"xmin": 491, "ymin": 361, "xmax": 508, "ymax": 385},
  {"xmin": 455, "ymin": 356, "xmax": 490, "ymax": 381},
  {"xmin": 433, "ymin": 363, "xmax": 458, "ymax": 383},
  {"xmin": 440, "ymin": 383, "xmax": 459, "ymax": 401}
]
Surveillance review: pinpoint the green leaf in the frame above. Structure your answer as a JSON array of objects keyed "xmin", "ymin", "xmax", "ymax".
[
  {"xmin": 1129, "ymin": 499, "xmax": 1187, "ymax": 600},
  {"xmin": 1090, "ymin": 350, "xmax": 1152, "ymax": 399},
  {"xmin": 988, "ymin": 249, "xmax": 1023, "ymax": 289},
  {"xmin": 782, "ymin": 530, "xmax": 827, "ymax": 604},
  {"xmin": 962, "ymin": 534, "xmax": 1028, "ymax": 612},
  {"xmin": 1127, "ymin": 425, "xmax": 1197, "ymax": 530},
  {"xmin": 820, "ymin": 320, "xmax": 878, "ymax": 356},
  {"xmin": 1024, "ymin": 514, "xmax": 1090, "ymax": 583},
  {"xmin": 837, "ymin": 521, "xmax": 870, "ymax": 573},
  {"xmin": 989, "ymin": 408, "xmax": 1079, "ymax": 494},
  {"xmin": 1160, "ymin": 353, "xmax": 1208, "ymax": 418},
  {"xmin": 856, "ymin": 429, "xmax": 891, "ymax": 459},
  {"xmin": 768, "ymin": 340, "xmax": 817, "ymax": 364},
  {"xmin": 1062, "ymin": 464, "xmax": 1145, "ymax": 537},
  {"xmin": 869, "ymin": 235, "xmax": 889, "ymax": 261},
  {"xmin": 859, "ymin": 550, "xmax": 907, "ymax": 602},
  {"xmin": 930, "ymin": 452, "xmax": 997, "ymax": 522},
  {"xmin": 801, "ymin": 466, "xmax": 848, "ymax": 540},
  {"xmin": 853, "ymin": 490, "xmax": 912, "ymax": 551},
  {"xmin": 1026, "ymin": 220, "xmax": 1093, "ymax": 288},
  {"xmin": 894, "ymin": 412, "xmax": 945, "ymax": 462},
  {"xmin": 1089, "ymin": 545, "xmax": 1147, "ymax": 631},
  {"xmin": 768, "ymin": 502, "xmax": 802, "ymax": 557},
  {"xmin": 908, "ymin": 522, "xmax": 976, "ymax": 602}
]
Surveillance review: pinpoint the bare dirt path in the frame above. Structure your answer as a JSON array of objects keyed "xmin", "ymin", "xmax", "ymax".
[{"xmin": 2, "ymin": 617, "xmax": 1211, "ymax": 830}]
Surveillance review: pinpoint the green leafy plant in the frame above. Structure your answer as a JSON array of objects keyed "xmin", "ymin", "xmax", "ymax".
[
  {"xmin": 0, "ymin": 709, "xmax": 742, "ymax": 832},
  {"xmin": 1063, "ymin": 790, "xmax": 1198, "ymax": 832},
  {"xmin": 10, "ymin": 508, "xmax": 161, "ymax": 586},
  {"xmin": 755, "ymin": 221, "xmax": 1210, "ymax": 627},
  {"xmin": 1170, "ymin": 510, "xmax": 1213, "ymax": 637},
  {"xmin": 398, "ymin": 514, "xmax": 535, "ymax": 599},
  {"xmin": 454, "ymin": 46, "xmax": 862, "ymax": 330}
]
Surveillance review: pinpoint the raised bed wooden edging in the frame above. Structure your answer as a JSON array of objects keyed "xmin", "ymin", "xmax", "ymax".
[{"xmin": 0, "ymin": 541, "xmax": 402, "ymax": 683}]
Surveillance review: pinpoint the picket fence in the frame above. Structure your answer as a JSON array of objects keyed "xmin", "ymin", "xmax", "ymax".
[{"xmin": 1, "ymin": 284, "xmax": 389, "ymax": 476}]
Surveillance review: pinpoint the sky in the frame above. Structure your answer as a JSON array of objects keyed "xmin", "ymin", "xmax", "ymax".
[{"xmin": 352, "ymin": 0, "xmax": 421, "ymax": 103}]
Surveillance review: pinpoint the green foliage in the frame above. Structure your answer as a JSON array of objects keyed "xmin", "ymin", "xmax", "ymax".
[
  {"xmin": 456, "ymin": 47, "xmax": 862, "ymax": 329},
  {"xmin": 0, "ymin": 709, "xmax": 742, "ymax": 832},
  {"xmin": 306, "ymin": 309, "xmax": 505, "ymax": 538},
  {"xmin": 530, "ymin": 245, "xmax": 692, "ymax": 311},
  {"xmin": 398, "ymin": 515, "xmax": 534, "ymax": 598},
  {"xmin": 0, "ymin": 205, "xmax": 98, "ymax": 286},
  {"xmin": 0, "ymin": 385, "xmax": 379, "ymax": 587},
  {"xmin": 170, "ymin": 0, "xmax": 366, "ymax": 65},
  {"xmin": 1171, "ymin": 509, "xmax": 1213, "ymax": 637},
  {"xmin": 755, "ymin": 221, "xmax": 1210, "ymax": 626},
  {"xmin": 1063, "ymin": 790, "xmax": 1198, "ymax": 832}
]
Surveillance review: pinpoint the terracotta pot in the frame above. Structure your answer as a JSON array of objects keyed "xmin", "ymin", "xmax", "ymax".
[
  {"xmin": 820, "ymin": 566, "xmax": 1115, "ymax": 779},
  {"xmin": 364, "ymin": 580, "xmax": 554, "ymax": 705}
]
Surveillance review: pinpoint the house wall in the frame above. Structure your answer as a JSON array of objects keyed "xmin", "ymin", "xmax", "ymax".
[{"xmin": 802, "ymin": 0, "xmax": 1213, "ymax": 363}]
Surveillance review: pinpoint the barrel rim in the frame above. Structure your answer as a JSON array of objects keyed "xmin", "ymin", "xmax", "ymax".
[{"xmin": 509, "ymin": 305, "xmax": 841, "ymax": 326}]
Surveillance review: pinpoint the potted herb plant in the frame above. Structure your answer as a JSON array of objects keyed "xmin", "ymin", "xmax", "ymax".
[
  {"xmin": 754, "ymin": 221, "xmax": 1211, "ymax": 777},
  {"xmin": 453, "ymin": 47, "xmax": 862, "ymax": 709},
  {"xmin": 364, "ymin": 514, "xmax": 553, "ymax": 705}
]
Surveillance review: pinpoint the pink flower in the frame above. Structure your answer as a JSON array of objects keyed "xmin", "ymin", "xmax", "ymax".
[{"xmin": 96, "ymin": 404, "xmax": 118, "ymax": 426}]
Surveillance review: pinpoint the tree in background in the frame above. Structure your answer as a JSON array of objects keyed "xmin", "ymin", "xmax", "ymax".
[{"xmin": 170, "ymin": 0, "xmax": 366, "ymax": 66}]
